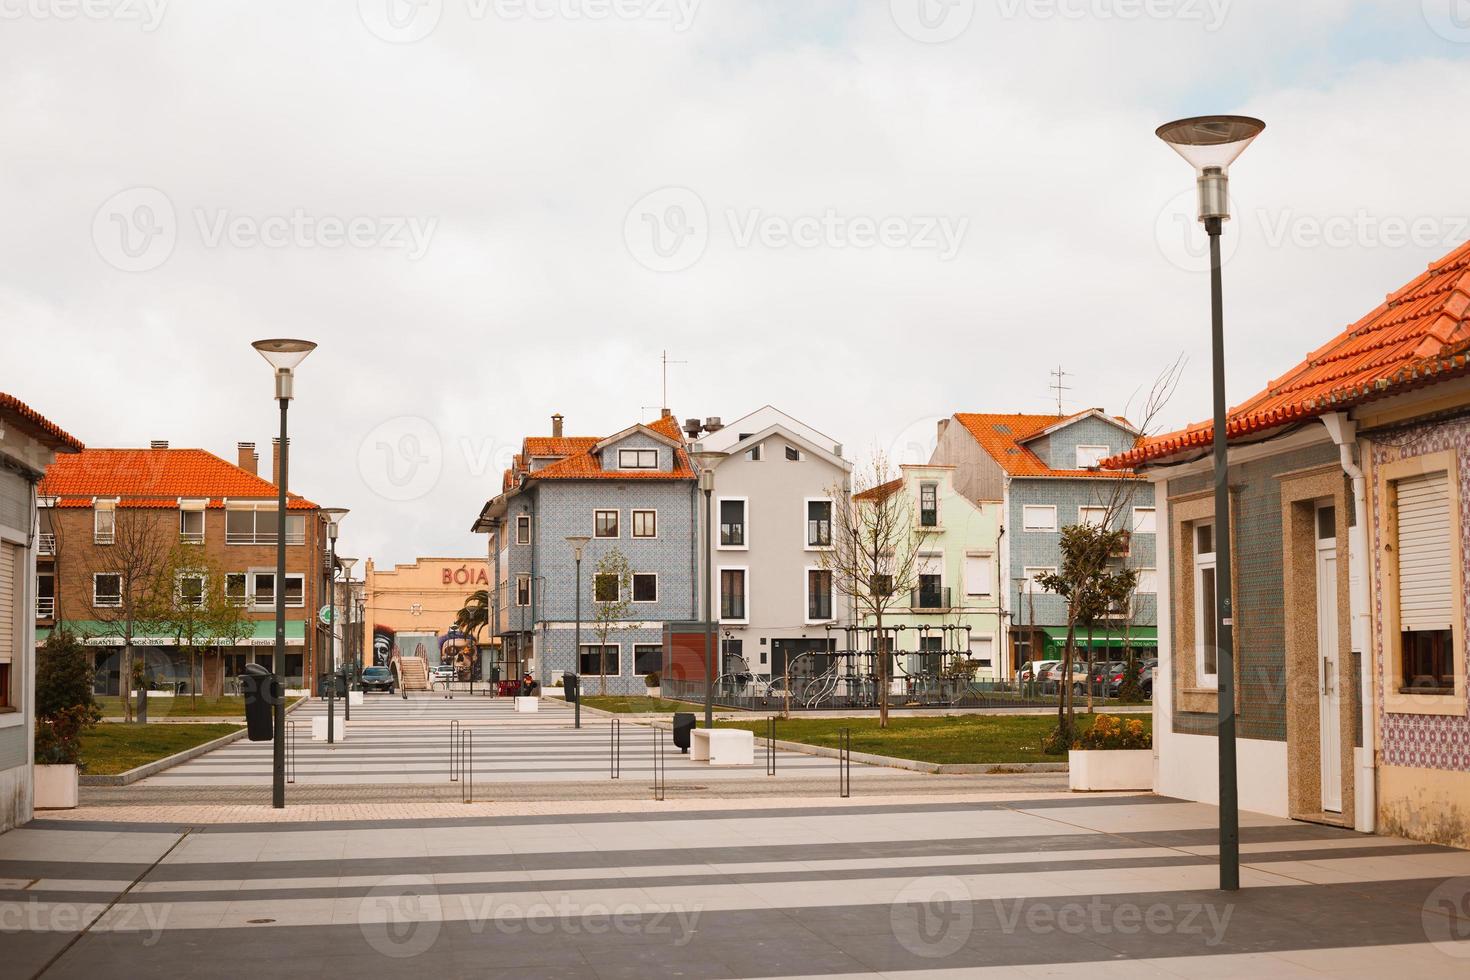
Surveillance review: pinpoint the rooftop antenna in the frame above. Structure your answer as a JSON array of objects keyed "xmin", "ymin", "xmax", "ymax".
[
  {"xmin": 1049, "ymin": 366, "xmax": 1072, "ymax": 417},
  {"xmin": 660, "ymin": 349, "xmax": 687, "ymax": 413}
]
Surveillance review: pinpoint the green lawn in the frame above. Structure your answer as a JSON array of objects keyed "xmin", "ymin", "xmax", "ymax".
[
  {"xmin": 578, "ymin": 695, "xmax": 721, "ymax": 714},
  {"xmin": 96, "ymin": 696, "xmax": 302, "ymax": 718},
  {"xmin": 79, "ymin": 723, "xmax": 243, "ymax": 775},
  {"xmin": 716, "ymin": 713, "xmax": 1152, "ymax": 765}
]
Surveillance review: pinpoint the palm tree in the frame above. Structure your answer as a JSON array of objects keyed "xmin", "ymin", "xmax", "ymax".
[{"xmin": 456, "ymin": 590, "xmax": 488, "ymax": 638}]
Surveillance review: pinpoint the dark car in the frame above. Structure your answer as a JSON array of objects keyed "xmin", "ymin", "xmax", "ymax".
[{"xmin": 360, "ymin": 665, "xmax": 396, "ymax": 694}]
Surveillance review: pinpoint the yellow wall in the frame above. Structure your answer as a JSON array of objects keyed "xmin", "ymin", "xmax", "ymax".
[{"xmin": 363, "ymin": 557, "xmax": 490, "ymax": 647}]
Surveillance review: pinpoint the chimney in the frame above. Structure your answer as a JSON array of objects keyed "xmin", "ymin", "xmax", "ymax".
[
  {"xmin": 238, "ymin": 442, "xmax": 257, "ymax": 475},
  {"xmin": 551, "ymin": 414, "xmax": 564, "ymax": 438},
  {"xmin": 271, "ymin": 437, "xmax": 288, "ymax": 490},
  {"xmin": 150, "ymin": 440, "xmax": 169, "ymax": 450},
  {"xmin": 683, "ymin": 418, "xmax": 703, "ymax": 439},
  {"xmin": 660, "ymin": 407, "xmax": 672, "ymax": 419},
  {"xmin": 703, "ymin": 416, "xmax": 723, "ymax": 433}
]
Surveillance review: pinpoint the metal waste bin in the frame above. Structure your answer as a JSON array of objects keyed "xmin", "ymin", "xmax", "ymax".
[
  {"xmin": 672, "ymin": 712, "xmax": 696, "ymax": 753},
  {"xmin": 562, "ymin": 672, "xmax": 580, "ymax": 704},
  {"xmin": 239, "ymin": 663, "xmax": 277, "ymax": 742}
]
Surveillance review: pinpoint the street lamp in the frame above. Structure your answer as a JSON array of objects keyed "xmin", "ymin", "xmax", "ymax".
[
  {"xmin": 319, "ymin": 508, "xmax": 349, "ymax": 744},
  {"xmin": 252, "ymin": 338, "xmax": 316, "ymax": 809},
  {"xmin": 1156, "ymin": 114, "xmax": 1265, "ymax": 892},
  {"xmin": 566, "ymin": 534, "xmax": 591, "ymax": 729},
  {"xmin": 689, "ymin": 445, "xmax": 728, "ymax": 729},
  {"xmin": 338, "ymin": 556, "xmax": 357, "ymax": 721}
]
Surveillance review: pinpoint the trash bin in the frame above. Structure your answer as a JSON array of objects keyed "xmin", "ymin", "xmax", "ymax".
[
  {"xmin": 317, "ymin": 672, "xmax": 346, "ymax": 698},
  {"xmin": 672, "ymin": 712, "xmax": 696, "ymax": 754},
  {"xmin": 239, "ymin": 663, "xmax": 277, "ymax": 742},
  {"xmin": 563, "ymin": 672, "xmax": 580, "ymax": 704}
]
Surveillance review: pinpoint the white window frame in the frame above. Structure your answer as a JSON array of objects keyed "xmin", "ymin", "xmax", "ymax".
[
  {"xmin": 1132, "ymin": 507, "xmax": 1157, "ymax": 534},
  {"xmin": 1194, "ymin": 521, "xmax": 1219, "ymax": 690},
  {"xmin": 250, "ymin": 568, "xmax": 277, "ymax": 608},
  {"xmin": 1022, "ymin": 505, "xmax": 1057, "ymax": 532},
  {"xmin": 579, "ymin": 642, "xmax": 622, "ymax": 677},
  {"xmin": 618, "ymin": 448, "xmax": 659, "ymax": 470},
  {"xmin": 1076, "ymin": 445, "xmax": 1110, "ymax": 469},
  {"xmin": 969, "ymin": 635, "xmax": 995, "ymax": 669},
  {"xmin": 283, "ymin": 572, "xmax": 305, "ymax": 608},
  {"xmin": 176, "ymin": 570, "xmax": 207, "ymax": 608},
  {"xmin": 631, "ymin": 572, "xmax": 659, "ymax": 604},
  {"xmin": 1136, "ymin": 568, "xmax": 1158, "ymax": 594},
  {"xmin": 804, "ymin": 497, "xmax": 834, "ymax": 550},
  {"xmin": 1022, "ymin": 566, "xmax": 1056, "ymax": 595},
  {"xmin": 633, "ymin": 643, "xmax": 662, "ymax": 676},
  {"xmin": 594, "ymin": 509, "xmax": 620, "ymax": 539},
  {"xmin": 784, "ymin": 445, "xmax": 802, "ymax": 462},
  {"xmin": 747, "ymin": 445, "xmax": 762, "ymax": 462},
  {"xmin": 804, "ymin": 565, "xmax": 835, "ymax": 625},
  {"xmin": 719, "ymin": 565, "xmax": 749, "ymax": 624},
  {"xmin": 225, "ymin": 572, "xmax": 249, "ymax": 605},
  {"xmin": 918, "ymin": 482, "xmax": 940, "ymax": 529},
  {"xmin": 631, "ymin": 509, "xmax": 658, "ymax": 539},
  {"xmin": 515, "ymin": 574, "xmax": 532, "ymax": 607},
  {"xmin": 593, "ymin": 572, "xmax": 621, "ymax": 603},
  {"xmin": 179, "ymin": 500, "xmax": 207, "ymax": 543},
  {"xmin": 515, "ymin": 514, "xmax": 531, "ymax": 545},
  {"xmin": 225, "ymin": 503, "xmax": 306, "ymax": 545},
  {"xmin": 964, "ymin": 552, "xmax": 994, "ymax": 598},
  {"xmin": 94, "ymin": 499, "xmax": 118, "ymax": 544},
  {"xmin": 93, "ymin": 572, "xmax": 122, "ymax": 608},
  {"xmin": 1078, "ymin": 506, "xmax": 1109, "ymax": 528},
  {"xmin": 717, "ymin": 497, "xmax": 749, "ymax": 551}
]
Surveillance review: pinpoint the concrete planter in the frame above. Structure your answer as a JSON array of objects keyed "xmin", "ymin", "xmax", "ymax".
[
  {"xmin": 347, "ymin": 690, "xmax": 364, "ymax": 706},
  {"xmin": 34, "ymin": 764, "xmax": 79, "ymax": 809},
  {"xmin": 1068, "ymin": 749, "xmax": 1152, "ymax": 792},
  {"xmin": 646, "ymin": 687, "xmax": 661, "ymax": 699}
]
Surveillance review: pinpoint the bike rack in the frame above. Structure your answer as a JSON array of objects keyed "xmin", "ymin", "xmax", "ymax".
[
  {"xmin": 459, "ymin": 728, "xmax": 474, "ymax": 803},
  {"xmin": 286, "ymin": 720, "xmax": 297, "ymax": 784},
  {"xmin": 609, "ymin": 717, "xmax": 621, "ymax": 779},
  {"xmin": 449, "ymin": 720, "xmax": 461, "ymax": 782},
  {"xmin": 651, "ymin": 726, "xmax": 665, "ymax": 802},
  {"xmin": 838, "ymin": 727, "xmax": 851, "ymax": 799},
  {"xmin": 766, "ymin": 716, "xmax": 776, "ymax": 776}
]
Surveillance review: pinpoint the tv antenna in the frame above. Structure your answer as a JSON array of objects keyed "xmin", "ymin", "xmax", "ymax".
[
  {"xmin": 1049, "ymin": 366, "xmax": 1072, "ymax": 417},
  {"xmin": 659, "ymin": 349, "xmax": 686, "ymax": 412}
]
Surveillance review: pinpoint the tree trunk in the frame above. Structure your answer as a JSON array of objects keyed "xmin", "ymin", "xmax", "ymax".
[
  {"xmin": 876, "ymin": 614, "xmax": 888, "ymax": 729},
  {"xmin": 1085, "ymin": 623, "xmax": 1095, "ymax": 714},
  {"xmin": 122, "ymin": 642, "xmax": 134, "ymax": 723}
]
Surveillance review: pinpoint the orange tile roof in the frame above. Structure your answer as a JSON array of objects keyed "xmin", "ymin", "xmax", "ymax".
[
  {"xmin": 41, "ymin": 448, "xmax": 317, "ymax": 509},
  {"xmin": 1110, "ymin": 240, "xmax": 1470, "ymax": 469},
  {"xmin": 0, "ymin": 393, "xmax": 83, "ymax": 452},
  {"xmin": 502, "ymin": 415, "xmax": 694, "ymax": 487},
  {"xmin": 853, "ymin": 478, "xmax": 903, "ymax": 502},
  {"xmin": 953, "ymin": 412, "xmax": 1141, "ymax": 479},
  {"xmin": 524, "ymin": 437, "xmax": 599, "ymax": 458}
]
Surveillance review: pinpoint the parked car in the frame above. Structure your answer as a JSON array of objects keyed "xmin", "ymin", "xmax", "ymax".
[
  {"xmin": 1044, "ymin": 660, "xmax": 1093, "ymax": 695},
  {"xmin": 1105, "ymin": 658, "xmax": 1157, "ymax": 699},
  {"xmin": 360, "ymin": 665, "xmax": 396, "ymax": 694},
  {"xmin": 1017, "ymin": 660, "xmax": 1058, "ymax": 685},
  {"xmin": 431, "ymin": 664, "xmax": 456, "ymax": 684}
]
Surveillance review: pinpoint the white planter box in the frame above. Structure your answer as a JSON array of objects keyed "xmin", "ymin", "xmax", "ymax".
[
  {"xmin": 690, "ymin": 729, "xmax": 754, "ymax": 766},
  {"xmin": 646, "ymin": 687, "xmax": 661, "ymax": 699},
  {"xmin": 1068, "ymin": 749, "xmax": 1153, "ymax": 792},
  {"xmin": 311, "ymin": 717, "xmax": 346, "ymax": 741},
  {"xmin": 348, "ymin": 690, "xmax": 364, "ymax": 706},
  {"xmin": 514, "ymin": 696, "xmax": 539, "ymax": 713},
  {"xmin": 34, "ymin": 764, "xmax": 79, "ymax": 809}
]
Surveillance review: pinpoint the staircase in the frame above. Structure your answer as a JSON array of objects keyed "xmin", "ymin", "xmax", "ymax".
[{"xmin": 397, "ymin": 656, "xmax": 431, "ymax": 691}]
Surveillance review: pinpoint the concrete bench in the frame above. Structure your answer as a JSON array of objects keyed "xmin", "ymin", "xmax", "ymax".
[
  {"xmin": 311, "ymin": 717, "xmax": 345, "ymax": 741},
  {"xmin": 689, "ymin": 728, "xmax": 754, "ymax": 766},
  {"xmin": 513, "ymin": 696, "xmax": 539, "ymax": 713}
]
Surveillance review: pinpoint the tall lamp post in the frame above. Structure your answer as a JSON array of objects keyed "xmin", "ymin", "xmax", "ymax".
[
  {"xmin": 1156, "ymin": 114, "xmax": 1265, "ymax": 892},
  {"xmin": 689, "ymin": 446, "xmax": 728, "ymax": 729},
  {"xmin": 338, "ymin": 556, "xmax": 358, "ymax": 722},
  {"xmin": 251, "ymin": 338, "xmax": 317, "ymax": 809},
  {"xmin": 566, "ymin": 535, "xmax": 591, "ymax": 729},
  {"xmin": 319, "ymin": 509, "xmax": 349, "ymax": 744}
]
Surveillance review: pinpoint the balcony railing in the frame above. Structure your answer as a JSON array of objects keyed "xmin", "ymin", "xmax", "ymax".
[
  {"xmin": 38, "ymin": 533, "xmax": 56, "ymax": 555},
  {"xmin": 94, "ymin": 530, "xmax": 115, "ymax": 545},
  {"xmin": 180, "ymin": 531, "xmax": 204, "ymax": 545},
  {"xmin": 36, "ymin": 596, "xmax": 54, "ymax": 619},
  {"xmin": 910, "ymin": 586, "xmax": 951, "ymax": 611},
  {"xmin": 226, "ymin": 530, "xmax": 306, "ymax": 545}
]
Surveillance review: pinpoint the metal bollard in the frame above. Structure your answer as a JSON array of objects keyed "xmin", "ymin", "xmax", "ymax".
[
  {"xmin": 766, "ymin": 716, "xmax": 776, "ymax": 776},
  {"xmin": 450, "ymin": 720, "xmax": 461, "ymax": 782},
  {"xmin": 838, "ymin": 727, "xmax": 851, "ymax": 799},
  {"xmin": 652, "ymin": 727, "xmax": 666, "ymax": 802},
  {"xmin": 610, "ymin": 718, "xmax": 621, "ymax": 780},
  {"xmin": 460, "ymin": 728, "xmax": 474, "ymax": 803}
]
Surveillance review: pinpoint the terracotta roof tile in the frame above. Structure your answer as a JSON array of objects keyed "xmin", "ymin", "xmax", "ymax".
[
  {"xmin": 505, "ymin": 415, "xmax": 695, "ymax": 485},
  {"xmin": 953, "ymin": 412, "xmax": 1141, "ymax": 480},
  {"xmin": 41, "ymin": 448, "xmax": 317, "ymax": 509},
  {"xmin": 853, "ymin": 478, "xmax": 903, "ymax": 502},
  {"xmin": 0, "ymin": 392, "xmax": 83, "ymax": 452},
  {"xmin": 1109, "ymin": 239, "xmax": 1470, "ymax": 469}
]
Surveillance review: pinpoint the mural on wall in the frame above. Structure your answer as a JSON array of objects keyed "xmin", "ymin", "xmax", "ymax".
[
  {"xmin": 395, "ymin": 631, "xmax": 437, "ymax": 663},
  {"xmin": 372, "ymin": 625, "xmax": 395, "ymax": 667}
]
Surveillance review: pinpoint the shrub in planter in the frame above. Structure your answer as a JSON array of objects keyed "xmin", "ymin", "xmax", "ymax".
[
  {"xmin": 1075, "ymin": 714, "xmax": 1151, "ymax": 751},
  {"xmin": 35, "ymin": 631, "xmax": 102, "ymax": 768},
  {"xmin": 1116, "ymin": 660, "xmax": 1145, "ymax": 703},
  {"xmin": 644, "ymin": 672, "xmax": 661, "ymax": 689}
]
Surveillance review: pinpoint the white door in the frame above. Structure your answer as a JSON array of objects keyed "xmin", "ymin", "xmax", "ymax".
[{"xmin": 1315, "ymin": 504, "xmax": 1342, "ymax": 814}]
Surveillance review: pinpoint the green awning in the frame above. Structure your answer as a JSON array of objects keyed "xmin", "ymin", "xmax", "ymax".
[
  {"xmin": 1038, "ymin": 626, "xmax": 1157, "ymax": 658},
  {"xmin": 37, "ymin": 620, "xmax": 306, "ymax": 646}
]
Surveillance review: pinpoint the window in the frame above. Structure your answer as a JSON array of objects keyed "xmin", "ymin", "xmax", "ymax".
[
  {"xmin": 919, "ymin": 483, "xmax": 938, "ymax": 527},
  {"xmin": 634, "ymin": 644, "xmax": 662, "ymax": 676},
  {"xmin": 283, "ymin": 573, "xmax": 304, "ymax": 607},
  {"xmin": 1392, "ymin": 470, "xmax": 1456, "ymax": 694},
  {"xmin": 1136, "ymin": 568, "xmax": 1158, "ymax": 594},
  {"xmin": 916, "ymin": 553, "xmax": 944, "ymax": 609},
  {"xmin": 632, "ymin": 573, "xmax": 658, "ymax": 603},
  {"xmin": 94, "ymin": 573, "xmax": 122, "ymax": 607},
  {"xmin": 515, "ymin": 514, "xmax": 531, "ymax": 545},
  {"xmin": 1194, "ymin": 521, "xmax": 1218, "ymax": 688},
  {"xmin": 225, "ymin": 573, "xmax": 248, "ymax": 604},
  {"xmin": 964, "ymin": 554, "xmax": 994, "ymax": 597},
  {"xmin": 632, "ymin": 510, "xmax": 657, "ymax": 538},
  {"xmin": 579, "ymin": 643, "xmax": 619, "ymax": 676},
  {"xmin": 619, "ymin": 448, "xmax": 658, "ymax": 469},
  {"xmin": 226, "ymin": 505, "xmax": 305, "ymax": 544},
  {"xmin": 785, "ymin": 446, "xmax": 801, "ymax": 461},
  {"xmin": 37, "ymin": 570, "xmax": 54, "ymax": 619},
  {"xmin": 179, "ymin": 503, "xmax": 206, "ymax": 543},
  {"xmin": 720, "ymin": 568, "xmax": 747, "ymax": 620},
  {"xmin": 807, "ymin": 569, "xmax": 833, "ymax": 622},
  {"xmin": 1022, "ymin": 567, "xmax": 1055, "ymax": 594},
  {"xmin": 253, "ymin": 572, "xmax": 276, "ymax": 606},
  {"xmin": 594, "ymin": 573, "xmax": 620, "ymax": 602},
  {"xmin": 748, "ymin": 445, "xmax": 762, "ymax": 462},
  {"xmin": 177, "ymin": 572, "xmax": 206, "ymax": 608},
  {"xmin": 94, "ymin": 501, "xmax": 117, "ymax": 544},
  {"xmin": 719, "ymin": 499, "xmax": 746, "ymax": 547},
  {"xmin": 1023, "ymin": 505, "xmax": 1057, "ymax": 531},
  {"xmin": 970, "ymin": 636, "xmax": 995, "ymax": 668},
  {"xmin": 1132, "ymin": 507, "xmax": 1157, "ymax": 534},
  {"xmin": 1078, "ymin": 506, "xmax": 1108, "ymax": 527},
  {"xmin": 806, "ymin": 499, "xmax": 832, "ymax": 547},
  {"xmin": 594, "ymin": 509, "xmax": 619, "ymax": 538},
  {"xmin": 516, "ymin": 574, "xmax": 531, "ymax": 607},
  {"xmin": 1076, "ymin": 445, "xmax": 1110, "ymax": 469}
]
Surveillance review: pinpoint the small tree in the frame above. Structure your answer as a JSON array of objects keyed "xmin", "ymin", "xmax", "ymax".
[
  {"xmin": 91, "ymin": 509, "xmax": 171, "ymax": 724},
  {"xmin": 35, "ymin": 630, "xmax": 101, "ymax": 766},
  {"xmin": 819, "ymin": 454, "xmax": 932, "ymax": 728},
  {"xmin": 589, "ymin": 548, "xmax": 633, "ymax": 696},
  {"xmin": 149, "ymin": 544, "xmax": 254, "ymax": 707}
]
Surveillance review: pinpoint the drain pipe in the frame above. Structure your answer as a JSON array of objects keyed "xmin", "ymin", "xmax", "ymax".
[{"xmin": 1322, "ymin": 412, "xmax": 1375, "ymax": 834}]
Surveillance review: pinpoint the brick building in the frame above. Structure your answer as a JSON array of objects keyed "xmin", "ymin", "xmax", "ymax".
[{"xmin": 36, "ymin": 441, "xmax": 332, "ymax": 695}]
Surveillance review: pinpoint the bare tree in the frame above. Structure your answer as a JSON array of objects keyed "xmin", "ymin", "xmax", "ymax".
[
  {"xmin": 148, "ymin": 543, "xmax": 254, "ymax": 707},
  {"xmin": 819, "ymin": 453, "xmax": 933, "ymax": 728},
  {"xmin": 589, "ymin": 548, "xmax": 633, "ymax": 697},
  {"xmin": 91, "ymin": 509, "xmax": 171, "ymax": 723}
]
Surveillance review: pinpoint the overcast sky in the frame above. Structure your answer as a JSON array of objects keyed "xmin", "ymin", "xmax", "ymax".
[{"xmin": 5, "ymin": 0, "xmax": 1470, "ymax": 566}]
